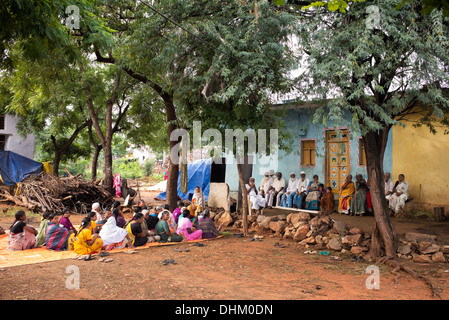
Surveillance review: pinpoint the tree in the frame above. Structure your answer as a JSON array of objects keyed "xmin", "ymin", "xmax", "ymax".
[{"xmin": 296, "ymin": 0, "xmax": 449, "ymax": 258}]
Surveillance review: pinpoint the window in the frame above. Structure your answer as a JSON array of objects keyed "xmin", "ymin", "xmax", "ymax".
[
  {"xmin": 301, "ymin": 140, "xmax": 316, "ymax": 166},
  {"xmin": 0, "ymin": 115, "xmax": 4, "ymax": 130},
  {"xmin": 359, "ymin": 138, "xmax": 366, "ymax": 166},
  {"xmin": 0, "ymin": 135, "xmax": 5, "ymax": 150}
]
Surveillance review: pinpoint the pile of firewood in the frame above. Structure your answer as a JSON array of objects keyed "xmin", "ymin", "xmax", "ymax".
[{"xmin": 0, "ymin": 173, "xmax": 113, "ymax": 214}]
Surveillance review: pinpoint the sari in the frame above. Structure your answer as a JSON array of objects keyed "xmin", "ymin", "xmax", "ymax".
[
  {"xmin": 198, "ymin": 216, "xmax": 219, "ymax": 239},
  {"xmin": 338, "ymin": 181, "xmax": 355, "ymax": 214},
  {"xmin": 350, "ymin": 180, "xmax": 369, "ymax": 215},
  {"xmin": 7, "ymin": 221, "xmax": 36, "ymax": 251},
  {"xmin": 35, "ymin": 219, "xmax": 49, "ymax": 247},
  {"xmin": 188, "ymin": 190, "xmax": 204, "ymax": 216},
  {"xmin": 155, "ymin": 220, "xmax": 183, "ymax": 243},
  {"xmin": 99, "ymin": 216, "xmax": 129, "ymax": 248},
  {"xmin": 177, "ymin": 217, "xmax": 202, "ymax": 241},
  {"xmin": 305, "ymin": 181, "xmax": 320, "ymax": 210},
  {"xmin": 45, "ymin": 222, "xmax": 70, "ymax": 251},
  {"xmin": 73, "ymin": 229, "xmax": 103, "ymax": 255}
]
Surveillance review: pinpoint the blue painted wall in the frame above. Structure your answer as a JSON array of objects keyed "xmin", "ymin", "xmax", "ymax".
[{"xmin": 225, "ymin": 108, "xmax": 393, "ymax": 192}]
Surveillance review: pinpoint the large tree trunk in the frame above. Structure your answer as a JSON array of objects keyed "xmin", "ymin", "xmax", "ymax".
[
  {"xmin": 52, "ymin": 151, "xmax": 61, "ymax": 177},
  {"xmin": 364, "ymin": 128, "xmax": 398, "ymax": 258},
  {"xmin": 91, "ymin": 145, "xmax": 102, "ymax": 181},
  {"xmin": 237, "ymin": 162, "xmax": 249, "ymax": 237},
  {"xmin": 164, "ymin": 94, "xmax": 179, "ymax": 212}
]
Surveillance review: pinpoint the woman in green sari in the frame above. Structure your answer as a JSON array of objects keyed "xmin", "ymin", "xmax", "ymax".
[
  {"xmin": 350, "ymin": 174, "xmax": 369, "ymax": 216},
  {"xmin": 35, "ymin": 211, "xmax": 51, "ymax": 247},
  {"xmin": 155, "ymin": 211, "xmax": 183, "ymax": 243}
]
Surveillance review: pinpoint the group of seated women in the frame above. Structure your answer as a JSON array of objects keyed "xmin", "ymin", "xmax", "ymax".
[{"xmin": 6, "ymin": 193, "xmax": 223, "ymax": 254}]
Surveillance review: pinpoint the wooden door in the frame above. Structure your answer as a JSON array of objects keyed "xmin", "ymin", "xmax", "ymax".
[{"xmin": 326, "ymin": 130, "xmax": 350, "ymax": 194}]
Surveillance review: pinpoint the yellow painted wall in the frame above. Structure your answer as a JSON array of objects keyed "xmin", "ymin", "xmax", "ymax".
[{"xmin": 392, "ymin": 113, "xmax": 449, "ymax": 208}]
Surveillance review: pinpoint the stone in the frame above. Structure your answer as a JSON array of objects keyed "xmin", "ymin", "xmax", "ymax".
[
  {"xmin": 293, "ymin": 220, "xmax": 308, "ymax": 229},
  {"xmin": 315, "ymin": 235, "xmax": 324, "ymax": 245},
  {"xmin": 341, "ymin": 234, "xmax": 362, "ymax": 246},
  {"xmin": 364, "ymin": 232, "xmax": 371, "ymax": 239},
  {"xmin": 234, "ymin": 220, "xmax": 243, "ymax": 228},
  {"xmin": 293, "ymin": 225, "xmax": 310, "ymax": 242},
  {"xmin": 412, "ymin": 253, "xmax": 432, "ymax": 263},
  {"xmin": 269, "ymin": 221, "xmax": 286, "ymax": 233},
  {"xmin": 306, "ymin": 229, "xmax": 314, "ymax": 238},
  {"xmin": 276, "ymin": 214, "xmax": 287, "ymax": 221},
  {"xmin": 304, "ymin": 236, "xmax": 316, "ymax": 244},
  {"xmin": 405, "ymin": 232, "xmax": 437, "ymax": 244},
  {"xmin": 208, "ymin": 182, "xmax": 230, "ymax": 211},
  {"xmin": 397, "ymin": 245, "xmax": 412, "ymax": 255},
  {"xmin": 298, "ymin": 212, "xmax": 311, "ymax": 221},
  {"xmin": 256, "ymin": 215, "xmax": 267, "ymax": 224},
  {"xmin": 441, "ymin": 245, "xmax": 449, "ymax": 254},
  {"xmin": 283, "ymin": 229, "xmax": 293, "ymax": 239},
  {"xmin": 318, "ymin": 216, "xmax": 333, "ymax": 226},
  {"xmin": 260, "ymin": 217, "xmax": 273, "ymax": 229},
  {"xmin": 254, "ymin": 224, "xmax": 266, "ymax": 235},
  {"xmin": 419, "ymin": 244, "xmax": 440, "ymax": 255},
  {"xmin": 217, "ymin": 211, "xmax": 234, "ymax": 227},
  {"xmin": 247, "ymin": 215, "xmax": 257, "ymax": 223},
  {"xmin": 286, "ymin": 213, "xmax": 293, "ymax": 224},
  {"xmin": 322, "ymin": 236, "xmax": 329, "ymax": 244},
  {"xmin": 327, "ymin": 238, "xmax": 342, "ymax": 251},
  {"xmin": 361, "ymin": 239, "xmax": 371, "ymax": 247},
  {"xmin": 290, "ymin": 213, "xmax": 301, "ymax": 226},
  {"xmin": 431, "ymin": 252, "xmax": 446, "ymax": 263},
  {"xmin": 333, "ymin": 221, "xmax": 347, "ymax": 233},
  {"xmin": 348, "ymin": 227, "xmax": 363, "ymax": 235},
  {"xmin": 309, "ymin": 216, "xmax": 319, "ymax": 227},
  {"xmin": 350, "ymin": 246, "xmax": 369, "ymax": 254}
]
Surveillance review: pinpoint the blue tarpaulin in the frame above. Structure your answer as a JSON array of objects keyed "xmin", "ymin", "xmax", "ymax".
[
  {"xmin": 156, "ymin": 158, "xmax": 211, "ymax": 202},
  {"xmin": 0, "ymin": 150, "xmax": 43, "ymax": 186}
]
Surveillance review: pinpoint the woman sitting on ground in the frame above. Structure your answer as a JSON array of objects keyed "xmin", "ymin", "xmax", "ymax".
[
  {"xmin": 111, "ymin": 201, "xmax": 126, "ymax": 228},
  {"xmin": 177, "ymin": 209, "xmax": 203, "ymax": 241},
  {"xmin": 172, "ymin": 201, "xmax": 184, "ymax": 224},
  {"xmin": 197, "ymin": 209, "xmax": 223, "ymax": 239},
  {"xmin": 7, "ymin": 211, "xmax": 38, "ymax": 251},
  {"xmin": 45, "ymin": 213, "xmax": 71, "ymax": 251},
  {"xmin": 125, "ymin": 213, "xmax": 160, "ymax": 247},
  {"xmin": 100, "ymin": 210, "xmax": 134, "ymax": 250},
  {"xmin": 73, "ymin": 217, "xmax": 104, "ymax": 255},
  {"xmin": 92, "ymin": 202, "xmax": 107, "ymax": 228},
  {"xmin": 59, "ymin": 208, "xmax": 77, "ymax": 235},
  {"xmin": 35, "ymin": 211, "xmax": 51, "ymax": 247},
  {"xmin": 155, "ymin": 211, "xmax": 183, "ymax": 243},
  {"xmin": 188, "ymin": 186, "xmax": 205, "ymax": 217}
]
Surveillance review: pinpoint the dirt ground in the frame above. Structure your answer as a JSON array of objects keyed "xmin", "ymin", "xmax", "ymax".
[{"xmin": 1, "ymin": 190, "xmax": 449, "ymax": 301}]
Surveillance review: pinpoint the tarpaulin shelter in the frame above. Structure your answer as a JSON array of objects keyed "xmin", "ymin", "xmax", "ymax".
[
  {"xmin": 0, "ymin": 150, "xmax": 43, "ymax": 186},
  {"xmin": 156, "ymin": 158, "xmax": 211, "ymax": 202}
]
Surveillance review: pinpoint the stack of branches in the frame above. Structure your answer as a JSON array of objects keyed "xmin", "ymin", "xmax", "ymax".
[{"xmin": 0, "ymin": 173, "xmax": 113, "ymax": 214}]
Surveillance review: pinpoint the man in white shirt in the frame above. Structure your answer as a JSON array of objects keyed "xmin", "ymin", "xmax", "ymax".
[
  {"xmin": 384, "ymin": 172, "xmax": 394, "ymax": 201},
  {"xmin": 264, "ymin": 170, "xmax": 275, "ymax": 205},
  {"xmin": 267, "ymin": 172, "xmax": 285, "ymax": 208},
  {"xmin": 293, "ymin": 171, "xmax": 310, "ymax": 209},
  {"xmin": 259, "ymin": 171, "xmax": 270, "ymax": 197},
  {"xmin": 280, "ymin": 172, "xmax": 299, "ymax": 207}
]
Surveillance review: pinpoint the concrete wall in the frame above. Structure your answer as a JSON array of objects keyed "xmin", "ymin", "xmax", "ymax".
[
  {"xmin": 392, "ymin": 111, "xmax": 449, "ymax": 208},
  {"xmin": 225, "ymin": 108, "xmax": 393, "ymax": 192},
  {"xmin": 0, "ymin": 114, "xmax": 36, "ymax": 160}
]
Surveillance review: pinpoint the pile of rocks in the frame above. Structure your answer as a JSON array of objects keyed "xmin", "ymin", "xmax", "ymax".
[
  {"xmin": 397, "ymin": 232, "xmax": 448, "ymax": 263},
  {"xmin": 249, "ymin": 212, "xmax": 372, "ymax": 255},
  {"xmin": 247, "ymin": 212, "xmax": 448, "ymax": 263}
]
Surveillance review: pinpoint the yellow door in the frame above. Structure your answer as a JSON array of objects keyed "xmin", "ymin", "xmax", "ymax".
[{"xmin": 326, "ymin": 130, "xmax": 350, "ymax": 194}]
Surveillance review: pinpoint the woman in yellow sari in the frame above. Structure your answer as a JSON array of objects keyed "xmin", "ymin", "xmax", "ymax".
[
  {"xmin": 188, "ymin": 186, "xmax": 205, "ymax": 217},
  {"xmin": 73, "ymin": 217, "xmax": 103, "ymax": 255},
  {"xmin": 338, "ymin": 175, "xmax": 355, "ymax": 214}
]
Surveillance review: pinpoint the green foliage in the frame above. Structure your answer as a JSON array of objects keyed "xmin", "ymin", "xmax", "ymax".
[{"xmin": 296, "ymin": 0, "xmax": 449, "ymax": 135}]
